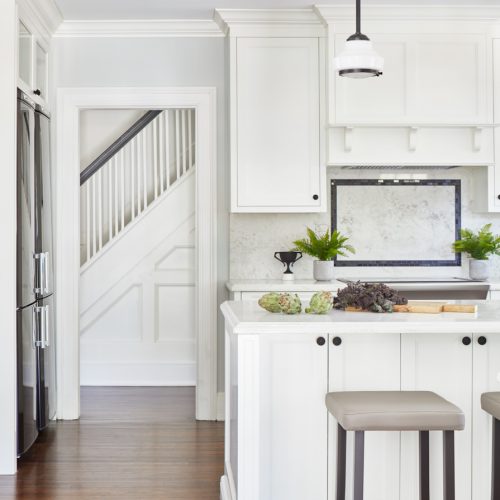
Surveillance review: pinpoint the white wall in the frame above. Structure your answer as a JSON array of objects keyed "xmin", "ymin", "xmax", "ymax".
[
  {"xmin": 230, "ymin": 167, "xmax": 500, "ymax": 281},
  {"xmin": 52, "ymin": 36, "xmax": 228, "ymax": 390},
  {"xmin": 0, "ymin": 0, "xmax": 19, "ymax": 474}
]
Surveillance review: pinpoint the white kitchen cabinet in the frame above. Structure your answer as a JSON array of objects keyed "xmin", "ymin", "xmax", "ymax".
[
  {"xmin": 17, "ymin": 14, "xmax": 50, "ymax": 107},
  {"xmin": 490, "ymin": 291, "xmax": 500, "ymax": 300},
  {"xmin": 472, "ymin": 333, "xmax": 500, "ymax": 500},
  {"xmin": 230, "ymin": 37, "xmax": 325, "ymax": 212},
  {"xmin": 255, "ymin": 333, "xmax": 328, "ymax": 500},
  {"xmin": 401, "ymin": 332, "xmax": 472, "ymax": 500},
  {"xmin": 328, "ymin": 333, "xmax": 401, "ymax": 500}
]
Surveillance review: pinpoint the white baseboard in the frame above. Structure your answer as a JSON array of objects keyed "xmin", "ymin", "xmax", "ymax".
[
  {"xmin": 80, "ymin": 361, "xmax": 196, "ymax": 386},
  {"xmin": 217, "ymin": 391, "xmax": 225, "ymax": 421},
  {"xmin": 220, "ymin": 475, "xmax": 234, "ymax": 500}
]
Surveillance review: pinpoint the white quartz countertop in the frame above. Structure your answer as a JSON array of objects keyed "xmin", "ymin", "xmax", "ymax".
[
  {"xmin": 226, "ymin": 279, "xmax": 500, "ymax": 292},
  {"xmin": 221, "ymin": 300, "xmax": 500, "ymax": 335}
]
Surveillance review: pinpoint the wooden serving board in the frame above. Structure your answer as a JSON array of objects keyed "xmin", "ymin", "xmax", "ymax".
[{"xmin": 346, "ymin": 302, "xmax": 477, "ymax": 314}]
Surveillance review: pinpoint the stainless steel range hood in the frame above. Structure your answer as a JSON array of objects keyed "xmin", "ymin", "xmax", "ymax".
[{"xmin": 340, "ymin": 165, "xmax": 461, "ymax": 170}]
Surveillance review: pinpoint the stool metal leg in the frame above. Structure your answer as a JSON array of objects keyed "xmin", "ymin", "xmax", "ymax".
[
  {"xmin": 419, "ymin": 431, "xmax": 430, "ymax": 500},
  {"xmin": 492, "ymin": 418, "xmax": 500, "ymax": 500},
  {"xmin": 353, "ymin": 430, "xmax": 365, "ymax": 500},
  {"xmin": 443, "ymin": 430, "xmax": 455, "ymax": 500},
  {"xmin": 336, "ymin": 424, "xmax": 346, "ymax": 500}
]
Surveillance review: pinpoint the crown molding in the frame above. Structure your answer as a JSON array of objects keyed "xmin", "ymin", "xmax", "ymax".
[
  {"xmin": 214, "ymin": 8, "xmax": 326, "ymax": 37},
  {"xmin": 17, "ymin": 0, "xmax": 63, "ymax": 42},
  {"xmin": 54, "ymin": 19, "xmax": 225, "ymax": 38},
  {"xmin": 314, "ymin": 4, "xmax": 500, "ymax": 23}
]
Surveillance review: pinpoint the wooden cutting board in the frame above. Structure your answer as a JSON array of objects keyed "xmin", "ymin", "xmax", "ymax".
[{"xmin": 346, "ymin": 302, "xmax": 477, "ymax": 314}]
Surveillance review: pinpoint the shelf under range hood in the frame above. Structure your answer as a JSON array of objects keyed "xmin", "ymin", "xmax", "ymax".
[{"xmin": 337, "ymin": 277, "xmax": 483, "ymax": 283}]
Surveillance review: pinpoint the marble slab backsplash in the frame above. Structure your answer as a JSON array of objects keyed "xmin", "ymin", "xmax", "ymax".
[{"xmin": 229, "ymin": 167, "xmax": 500, "ymax": 280}]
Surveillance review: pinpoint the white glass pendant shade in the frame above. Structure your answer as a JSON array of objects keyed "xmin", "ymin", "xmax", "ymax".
[{"xmin": 335, "ymin": 39, "xmax": 384, "ymax": 78}]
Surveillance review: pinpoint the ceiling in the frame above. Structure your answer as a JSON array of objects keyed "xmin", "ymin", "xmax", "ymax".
[{"xmin": 54, "ymin": 0, "xmax": 499, "ymax": 20}]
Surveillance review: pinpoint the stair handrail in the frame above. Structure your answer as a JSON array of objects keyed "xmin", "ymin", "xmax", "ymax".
[{"xmin": 80, "ymin": 110, "xmax": 162, "ymax": 186}]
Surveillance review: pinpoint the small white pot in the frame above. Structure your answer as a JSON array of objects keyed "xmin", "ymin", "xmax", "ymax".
[
  {"xmin": 469, "ymin": 258, "xmax": 490, "ymax": 281},
  {"xmin": 313, "ymin": 260, "xmax": 335, "ymax": 281}
]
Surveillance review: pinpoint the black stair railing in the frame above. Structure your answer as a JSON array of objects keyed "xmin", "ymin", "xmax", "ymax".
[{"xmin": 80, "ymin": 110, "xmax": 162, "ymax": 186}]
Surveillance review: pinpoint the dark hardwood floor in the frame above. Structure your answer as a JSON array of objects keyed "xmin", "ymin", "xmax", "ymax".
[{"xmin": 0, "ymin": 387, "xmax": 224, "ymax": 499}]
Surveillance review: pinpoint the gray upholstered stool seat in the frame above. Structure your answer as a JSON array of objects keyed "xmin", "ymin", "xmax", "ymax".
[
  {"xmin": 481, "ymin": 392, "xmax": 500, "ymax": 419},
  {"xmin": 481, "ymin": 392, "xmax": 500, "ymax": 500},
  {"xmin": 326, "ymin": 390, "xmax": 465, "ymax": 500},
  {"xmin": 325, "ymin": 390, "xmax": 465, "ymax": 431}
]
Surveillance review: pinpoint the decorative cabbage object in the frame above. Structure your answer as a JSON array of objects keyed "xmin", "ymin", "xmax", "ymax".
[
  {"xmin": 258, "ymin": 293, "xmax": 282, "ymax": 313},
  {"xmin": 278, "ymin": 293, "xmax": 302, "ymax": 315},
  {"xmin": 305, "ymin": 291, "xmax": 333, "ymax": 314}
]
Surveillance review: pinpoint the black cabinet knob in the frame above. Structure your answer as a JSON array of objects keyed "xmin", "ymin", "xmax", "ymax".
[
  {"xmin": 316, "ymin": 336, "xmax": 326, "ymax": 346},
  {"xmin": 332, "ymin": 336, "xmax": 342, "ymax": 346},
  {"xmin": 478, "ymin": 336, "xmax": 487, "ymax": 346},
  {"xmin": 33, "ymin": 89, "xmax": 41, "ymax": 96},
  {"xmin": 312, "ymin": 194, "xmax": 319, "ymax": 200},
  {"xmin": 497, "ymin": 194, "xmax": 500, "ymax": 200},
  {"xmin": 462, "ymin": 336, "xmax": 472, "ymax": 346}
]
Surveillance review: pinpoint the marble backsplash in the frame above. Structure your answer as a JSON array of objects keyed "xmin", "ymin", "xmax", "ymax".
[{"xmin": 229, "ymin": 167, "xmax": 500, "ymax": 280}]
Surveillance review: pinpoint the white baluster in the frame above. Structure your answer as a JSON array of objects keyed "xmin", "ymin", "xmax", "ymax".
[
  {"xmin": 92, "ymin": 175, "xmax": 96, "ymax": 258},
  {"xmin": 188, "ymin": 108, "xmax": 193, "ymax": 170},
  {"xmin": 131, "ymin": 139, "xmax": 136, "ymax": 220},
  {"xmin": 120, "ymin": 148, "xmax": 125, "ymax": 230},
  {"xmin": 98, "ymin": 170, "xmax": 103, "ymax": 251},
  {"xmin": 159, "ymin": 112, "xmax": 165, "ymax": 194},
  {"xmin": 181, "ymin": 109, "xmax": 187, "ymax": 175},
  {"xmin": 114, "ymin": 156, "xmax": 119, "ymax": 235},
  {"xmin": 86, "ymin": 182, "xmax": 90, "ymax": 262},
  {"xmin": 153, "ymin": 117, "xmax": 158, "ymax": 199},
  {"xmin": 142, "ymin": 129, "xmax": 147, "ymax": 210},
  {"xmin": 137, "ymin": 133, "xmax": 142, "ymax": 214},
  {"xmin": 175, "ymin": 109, "xmax": 180, "ymax": 181},
  {"xmin": 108, "ymin": 160, "xmax": 113, "ymax": 241},
  {"xmin": 165, "ymin": 111, "xmax": 170, "ymax": 189}
]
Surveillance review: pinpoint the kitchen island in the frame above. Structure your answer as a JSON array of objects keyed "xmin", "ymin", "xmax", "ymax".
[{"xmin": 220, "ymin": 300, "xmax": 500, "ymax": 500}]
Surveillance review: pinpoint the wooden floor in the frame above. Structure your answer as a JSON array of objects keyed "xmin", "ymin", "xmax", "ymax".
[{"xmin": 0, "ymin": 387, "xmax": 224, "ymax": 499}]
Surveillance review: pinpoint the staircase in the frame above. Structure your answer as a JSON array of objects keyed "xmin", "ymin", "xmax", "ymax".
[{"xmin": 79, "ymin": 108, "xmax": 197, "ymax": 386}]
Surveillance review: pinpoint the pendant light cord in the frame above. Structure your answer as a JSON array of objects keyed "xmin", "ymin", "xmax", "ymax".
[{"xmin": 356, "ymin": 0, "xmax": 361, "ymax": 34}]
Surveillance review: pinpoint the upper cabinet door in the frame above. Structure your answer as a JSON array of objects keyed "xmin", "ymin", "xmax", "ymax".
[
  {"xmin": 233, "ymin": 37, "xmax": 323, "ymax": 212},
  {"xmin": 18, "ymin": 20, "xmax": 32, "ymax": 90},
  {"xmin": 35, "ymin": 42, "xmax": 48, "ymax": 102},
  {"xmin": 333, "ymin": 33, "xmax": 488, "ymax": 124}
]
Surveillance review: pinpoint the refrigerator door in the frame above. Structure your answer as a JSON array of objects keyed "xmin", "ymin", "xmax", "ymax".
[
  {"xmin": 36, "ymin": 294, "xmax": 56, "ymax": 429},
  {"xmin": 17, "ymin": 304, "xmax": 39, "ymax": 456},
  {"xmin": 17, "ymin": 93, "xmax": 36, "ymax": 309},
  {"xmin": 34, "ymin": 108, "xmax": 54, "ymax": 297}
]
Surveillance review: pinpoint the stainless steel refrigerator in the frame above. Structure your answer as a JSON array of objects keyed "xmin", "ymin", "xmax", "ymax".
[{"xmin": 17, "ymin": 89, "xmax": 56, "ymax": 456}]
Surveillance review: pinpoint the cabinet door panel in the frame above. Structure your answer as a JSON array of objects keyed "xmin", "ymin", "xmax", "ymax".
[
  {"xmin": 257, "ymin": 334, "xmax": 328, "ymax": 500},
  {"xmin": 328, "ymin": 333, "xmax": 401, "ymax": 500},
  {"xmin": 472, "ymin": 333, "xmax": 500, "ymax": 500},
  {"xmin": 235, "ymin": 37, "xmax": 320, "ymax": 210},
  {"xmin": 401, "ymin": 332, "xmax": 472, "ymax": 500}
]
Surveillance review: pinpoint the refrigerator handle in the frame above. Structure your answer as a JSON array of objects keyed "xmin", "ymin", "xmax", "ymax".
[
  {"xmin": 43, "ymin": 305, "xmax": 49, "ymax": 348},
  {"xmin": 31, "ymin": 306, "xmax": 37, "ymax": 349},
  {"xmin": 34, "ymin": 252, "xmax": 46, "ymax": 294},
  {"xmin": 43, "ymin": 252, "xmax": 49, "ymax": 294}
]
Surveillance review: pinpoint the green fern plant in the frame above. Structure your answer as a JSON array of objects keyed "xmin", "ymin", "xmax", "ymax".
[
  {"xmin": 293, "ymin": 227, "xmax": 355, "ymax": 261},
  {"xmin": 452, "ymin": 224, "xmax": 500, "ymax": 260}
]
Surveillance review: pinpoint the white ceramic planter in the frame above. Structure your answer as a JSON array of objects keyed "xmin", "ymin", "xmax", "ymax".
[
  {"xmin": 469, "ymin": 258, "xmax": 490, "ymax": 281},
  {"xmin": 313, "ymin": 260, "xmax": 335, "ymax": 281}
]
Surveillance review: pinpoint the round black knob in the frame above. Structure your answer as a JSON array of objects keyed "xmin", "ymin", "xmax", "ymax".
[
  {"xmin": 497, "ymin": 194, "xmax": 500, "ymax": 200},
  {"xmin": 312, "ymin": 194, "xmax": 319, "ymax": 200},
  {"xmin": 33, "ymin": 89, "xmax": 41, "ymax": 96},
  {"xmin": 462, "ymin": 336, "xmax": 472, "ymax": 346},
  {"xmin": 332, "ymin": 336, "xmax": 342, "ymax": 346},
  {"xmin": 316, "ymin": 336, "xmax": 326, "ymax": 346},
  {"xmin": 478, "ymin": 336, "xmax": 487, "ymax": 346}
]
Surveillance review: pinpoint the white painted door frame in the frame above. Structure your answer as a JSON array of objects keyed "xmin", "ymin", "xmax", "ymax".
[{"xmin": 55, "ymin": 87, "xmax": 218, "ymax": 420}]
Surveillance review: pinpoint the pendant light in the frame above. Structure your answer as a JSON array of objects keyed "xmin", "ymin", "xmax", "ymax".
[{"xmin": 335, "ymin": 0, "xmax": 383, "ymax": 78}]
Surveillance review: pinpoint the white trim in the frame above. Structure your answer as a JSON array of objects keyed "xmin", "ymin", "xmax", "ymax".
[
  {"xmin": 314, "ymin": 5, "xmax": 500, "ymax": 23},
  {"xmin": 56, "ymin": 87, "xmax": 218, "ymax": 421},
  {"xmin": 54, "ymin": 19, "xmax": 224, "ymax": 38},
  {"xmin": 214, "ymin": 8, "xmax": 326, "ymax": 37},
  {"xmin": 220, "ymin": 474, "xmax": 235, "ymax": 500},
  {"xmin": 0, "ymin": 0, "xmax": 18, "ymax": 475},
  {"xmin": 217, "ymin": 391, "xmax": 225, "ymax": 421},
  {"xmin": 17, "ymin": 0, "xmax": 62, "ymax": 43}
]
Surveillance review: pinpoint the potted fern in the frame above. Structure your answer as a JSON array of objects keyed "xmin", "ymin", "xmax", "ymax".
[
  {"xmin": 293, "ymin": 228, "xmax": 355, "ymax": 281},
  {"xmin": 452, "ymin": 224, "xmax": 500, "ymax": 280}
]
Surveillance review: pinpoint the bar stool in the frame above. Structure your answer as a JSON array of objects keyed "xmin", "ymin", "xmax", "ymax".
[
  {"xmin": 481, "ymin": 392, "xmax": 500, "ymax": 500},
  {"xmin": 325, "ymin": 391, "xmax": 465, "ymax": 500}
]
